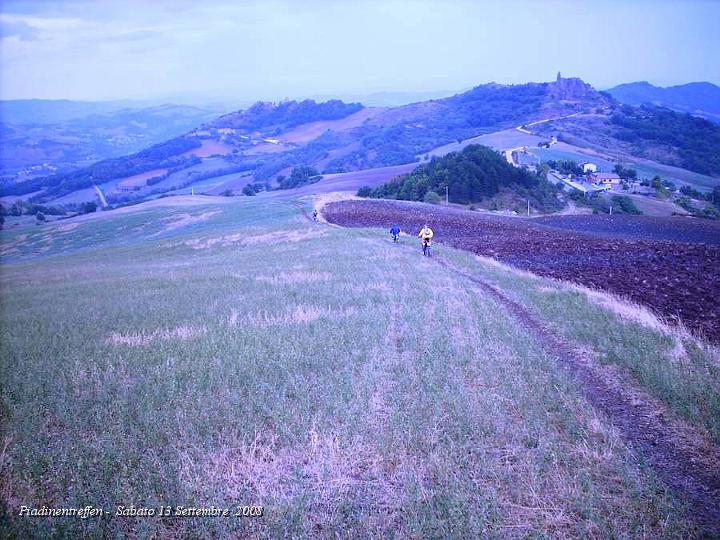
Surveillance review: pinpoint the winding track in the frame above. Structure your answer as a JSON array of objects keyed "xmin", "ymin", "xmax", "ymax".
[
  {"xmin": 308, "ymin": 202, "xmax": 720, "ymax": 535},
  {"xmin": 434, "ymin": 256, "xmax": 720, "ymax": 537}
]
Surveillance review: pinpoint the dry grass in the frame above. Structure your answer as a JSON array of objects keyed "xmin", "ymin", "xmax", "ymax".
[
  {"xmin": 156, "ymin": 210, "xmax": 222, "ymax": 234},
  {"xmin": 255, "ymin": 271, "xmax": 332, "ymax": 285},
  {"xmin": 0, "ymin": 197, "xmax": 701, "ymax": 538},
  {"xmin": 234, "ymin": 305, "xmax": 357, "ymax": 327},
  {"xmin": 56, "ymin": 223, "xmax": 80, "ymax": 233},
  {"xmin": 183, "ymin": 229, "xmax": 325, "ymax": 249},
  {"xmin": 106, "ymin": 324, "xmax": 207, "ymax": 346}
]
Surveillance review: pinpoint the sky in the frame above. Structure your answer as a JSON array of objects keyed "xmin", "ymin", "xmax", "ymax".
[{"xmin": 1, "ymin": 0, "xmax": 719, "ymax": 103}]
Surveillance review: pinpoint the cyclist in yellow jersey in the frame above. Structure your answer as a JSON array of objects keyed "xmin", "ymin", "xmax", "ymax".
[{"xmin": 418, "ymin": 224, "xmax": 434, "ymax": 256}]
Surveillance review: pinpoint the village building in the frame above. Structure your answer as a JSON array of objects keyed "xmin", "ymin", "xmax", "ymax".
[
  {"xmin": 579, "ymin": 161, "xmax": 597, "ymax": 173},
  {"xmin": 589, "ymin": 172, "xmax": 621, "ymax": 186}
]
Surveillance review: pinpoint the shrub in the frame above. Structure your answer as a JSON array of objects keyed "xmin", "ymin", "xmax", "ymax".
[
  {"xmin": 81, "ymin": 202, "xmax": 97, "ymax": 214},
  {"xmin": 357, "ymin": 186, "xmax": 373, "ymax": 197},
  {"xmin": 424, "ymin": 191, "xmax": 442, "ymax": 204},
  {"xmin": 610, "ymin": 195, "xmax": 642, "ymax": 215},
  {"xmin": 277, "ymin": 166, "xmax": 322, "ymax": 190}
]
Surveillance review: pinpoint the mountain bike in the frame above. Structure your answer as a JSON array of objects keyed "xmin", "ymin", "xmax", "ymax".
[{"xmin": 422, "ymin": 239, "xmax": 431, "ymax": 257}]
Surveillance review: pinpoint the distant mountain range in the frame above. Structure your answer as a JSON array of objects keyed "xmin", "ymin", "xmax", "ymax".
[
  {"xmin": 4, "ymin": 75, "xmax": 720, "ymax": 206},
  {"xmin": 0, "ymin": 101, "xmax": 226, "ymax": 180},
  {"xmin": 0, "ymin": 75, "xmax": 613, "ymax": 202},
  {"xmin": 606, "ymin": 81, "xmax": 720, "ymax": 123}
]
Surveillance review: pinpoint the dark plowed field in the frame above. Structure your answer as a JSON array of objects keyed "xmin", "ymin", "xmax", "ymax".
[
  {"xmin": 534, "ymin": 214, "xmax": 720, "ymax": 244},
  {"xmin": 325, "ymin": 200, "xmax": 720, "ymax": 341}
]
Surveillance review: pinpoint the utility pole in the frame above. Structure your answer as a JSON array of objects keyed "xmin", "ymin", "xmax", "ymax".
[
  {"xmin": 527, "ymin": 199, "xmax": 530, "ymax": 216},
  {"xmin": 609, "ymin": 205, "xmax": 613, "ymax": 215},
  {"xmin": 445, "ymin": 185, "xmax": 449, "ymax": 205}
]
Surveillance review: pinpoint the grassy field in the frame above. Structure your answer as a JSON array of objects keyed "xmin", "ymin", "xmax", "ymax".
[
  {"xmin": 0, "ymin": 196, "xmax": 711, "ymax": 537},
  {"xmin": 441, "ymin": 249, "xmax": 720, "ymax": 445},
  {"xmin": 531, "ymin": 145, "xmax": 720, "ymax": 191},
  {"xmin": 425, "ymin": 129, "xmax": 544, "ymax": 158}
]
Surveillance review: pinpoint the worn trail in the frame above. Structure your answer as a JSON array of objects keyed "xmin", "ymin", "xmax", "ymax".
[
  {"xmin": 315, "ymin": 202, "xmax": 720, "ymax": 534},
  {"xmin": 434, "ymin": 256, "xmax": 720, "ymax": 536}
]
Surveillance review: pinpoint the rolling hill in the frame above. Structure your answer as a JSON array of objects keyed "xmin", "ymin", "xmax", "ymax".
[
  {"xmin": 4, "ymin": 75, "xmax": 720, "ymax": 211},
  {"xmin": 606, "ymin": 81, "xmax": 720, "ymax": 123},
  {"xmin": 0, "ymin": 100, "xmax": 225, "ymax": 183},
  {"xmin": 1, "ymin": 194, "xmax": 718, "ymax": 537},
  {"xmin": 0, "ymin": 76, "xmax": 610, "ymax": 204},
  {"xmin": 532, "ymin": 103, "xmax": 720, "ymax": 177}
]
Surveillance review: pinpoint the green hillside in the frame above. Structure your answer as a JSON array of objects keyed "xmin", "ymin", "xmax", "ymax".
[
  {"xmin": 362, "ymin": 144, "xmax": 563, "ymax": 211},
  {"xmin": 1, "ymin": 196, "xmax": 716, "ymax": 537}
]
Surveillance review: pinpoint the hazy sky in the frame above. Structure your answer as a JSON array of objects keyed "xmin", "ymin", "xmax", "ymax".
[{"xmin": 1, "ymin": 0, "xmax": 719, "ymax": 102}]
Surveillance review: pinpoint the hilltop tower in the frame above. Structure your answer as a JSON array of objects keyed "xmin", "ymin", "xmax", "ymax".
[{"xmin": 557, "ymin": 71, "xmax": 562, "ymax": 82}]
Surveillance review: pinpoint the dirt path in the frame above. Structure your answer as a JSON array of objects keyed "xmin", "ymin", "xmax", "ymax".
[
  {"xmin": 433, "ymin": 255, "xmax": 720, "ymax": 536},
  {"xmin": 312, "ymin": 202, "xmax": 720, "ymax": 534},
  {"xmin": 291, "ymin": 201, "xmax": 313, "ymax": 222},
  {"xmin": 323, "ymin": 200, "xmax": 720, "ymax": 341}
]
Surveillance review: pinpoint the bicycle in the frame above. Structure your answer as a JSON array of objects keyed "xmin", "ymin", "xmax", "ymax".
[
  {"xmin": 392, "ymin": 233, "xmax": 399, "ymax": 243},
  {"xmin": 422, "ymin": 239, "xmax": 431, "ymax": 257}
]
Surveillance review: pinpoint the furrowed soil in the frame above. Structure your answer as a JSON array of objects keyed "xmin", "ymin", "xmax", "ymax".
[{"xmin": 324, "ymin": 200, "xmax": 720, "ymax": 342}]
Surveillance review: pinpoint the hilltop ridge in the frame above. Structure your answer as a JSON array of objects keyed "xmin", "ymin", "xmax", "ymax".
[
  {"xmin": 4, "ymin": 75, "xmax": 720, "ymax": 208},
  {"xmin": 606, "ymin": 80, "xmax": 720, "ymax": 122}
]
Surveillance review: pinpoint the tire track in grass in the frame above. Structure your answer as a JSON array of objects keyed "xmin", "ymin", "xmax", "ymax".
[
  {"xmin": 433, "ymin": 256, "xmax": 720, "ymax": 537},
  {"xmin": 304, "ymin": 201, "xmax": 720, "ymax": 533}
]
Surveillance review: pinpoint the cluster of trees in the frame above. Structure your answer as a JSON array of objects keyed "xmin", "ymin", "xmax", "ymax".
[
  {"xmin": 613, "ymin": 164, "xmax": 638, "ymax": 180},
  {"xmin": 680, "ymin": 184, "xmax": 720, "ymax": 204},
  {"xmin": 0, "ymin": 137, "xmax": 202, "ymax": 199},
  {"xmin": 214, "ymin": 100, "xmax": 363, "ymax": 131},
  {"xmin": 0, "ymin": 200, "xmax": 99, "ymax": 225},
  {"xmin": 277, "ymin": 166, "xmax": 322, "ymax": 190},
  {"xmin": 545, "ymin": 159, "xmax": 584, "ymax": 176},
  {"xmin": 241, "ymin": 182, "xmax": 269, "ymax": 196},
  {"xmin": 3, "ymin": 201, "xmax": 67, "ymax": 217},
  {"xmin": 610, "ymin": 195, "xmax": 642, "ymax": 214},
  {"xmin": 359, "ymin": 144, "xmax": 563, "ymax": 212},
  {"xmin": 610, "ymin": 105, "xmax": 720, "ymax": 176},
  {"xmin": 676, "ymin": 196, "xmax": 720, "ymax": 219},
  {"xmin": 568, "ymin": 192, "xmax": 642, "ymax": 215}
]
